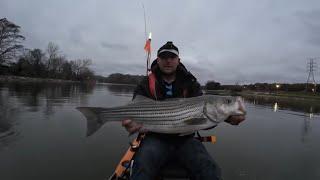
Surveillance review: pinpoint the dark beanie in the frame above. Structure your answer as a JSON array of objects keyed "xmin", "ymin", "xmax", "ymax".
[{"xmin": 157, "ymin": 41, "xmax": 179, "ymax": 56}]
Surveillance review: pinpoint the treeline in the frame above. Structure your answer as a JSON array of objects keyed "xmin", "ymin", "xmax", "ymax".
[
  {"xmin": 205, "ymin": 81, "xmax": 319, "ymax": 93},
  {"xmin": 243, "ymin": 83, "xmax": 319, "ymax": 92},
  {"xmin": 96, "ymin": 73, "xmax": 145, "ymax": 85},
  {"xmin": 0, "ymin": 18, "xmax": 94, "ymax": 81}
]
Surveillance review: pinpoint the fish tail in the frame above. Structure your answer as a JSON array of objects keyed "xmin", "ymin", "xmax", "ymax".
[{"xmin": 76, "ymin": 107, "xmax": 105, "ymax": 136}]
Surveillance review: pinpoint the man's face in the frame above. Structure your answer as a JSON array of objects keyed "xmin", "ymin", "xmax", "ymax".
[{"xmin": 157, "ymin": 52, "xmax": 180, "ymax": 75}]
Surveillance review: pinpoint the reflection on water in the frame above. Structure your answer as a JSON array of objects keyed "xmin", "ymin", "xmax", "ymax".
[
  {"xmin": 0, "ymin": 88, "xmax": 20, "ymax": 146},
  {"xmin": 0, "ymin": 82, "xmax": 136, "ymax": 180},
  {"xmin": 273, "ymin": 102, "xmax": 278, "ymax": 112},
  {"xmin": 243, "ymin": 94, "xmax": 320, "ymax": 144},
  {"xmin": 0, "ymin": 82, "xmax": 95, "ymax": 144},
  {"xmin": 309, "ymin": 106, "xmax": 314, "ymax": 118},
  {"xmin": 309, "ymin": 113, "xmax": 313, "ymax": 119},
  {"xmin": 243, "ymin": 95, "xmax": 320, "ymax": 114},
  {"xmin": 301, "ymin": 115, "xmax": 311, "ymax": 143},
  {"xmin": 0, "ymin": 82, "xmax": 134, "ymax": 146},
  {"xmin": 104, "ymin": 83, "xmax": 135, "ymax": 97},
  {"xmin": 1, "ymin": 84, "xmax": 320, "ymax": 180}
]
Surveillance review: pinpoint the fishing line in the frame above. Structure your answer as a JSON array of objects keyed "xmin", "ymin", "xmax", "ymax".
[
  {"xmin": 139, "ymin": 1, "xmax": 152, "ymax": 75},
  {"xmin": 142, "ymin": 3, "xmax": 147, "ymax": 40}
]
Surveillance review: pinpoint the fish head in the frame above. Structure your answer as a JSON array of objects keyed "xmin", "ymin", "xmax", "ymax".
[{"xmin": 205, "ymin": 96, "xmax": 246, "ymax": 122}]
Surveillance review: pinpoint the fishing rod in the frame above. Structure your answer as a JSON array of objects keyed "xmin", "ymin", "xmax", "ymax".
[
  {"xmin": 144, "ymin": 33, "xmax": 152, "ymax": 76},
  {"xmin": 142, "ymin": 2, "xmax": 152, "ymax": 76}
]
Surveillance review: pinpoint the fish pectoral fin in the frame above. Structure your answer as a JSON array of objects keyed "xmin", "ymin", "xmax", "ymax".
[{"xmin": 184, "ymin": 118, "xmax": 207, "ymax": 125}]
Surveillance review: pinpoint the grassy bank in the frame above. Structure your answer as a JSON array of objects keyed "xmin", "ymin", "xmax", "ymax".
[
  {"xmin": 239, "ymin": 90, "xmax": 320, "ymax": 101},
  {"xmin": 205, "ymin": 89, "xmax": 320, "ymax": 100}
]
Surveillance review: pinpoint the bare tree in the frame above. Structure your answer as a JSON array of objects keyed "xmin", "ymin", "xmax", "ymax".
[
  {"xmin": 29, "ymin": 49, "xmax": 46, "ymax": 76},
  {"xmin": 70, "ymin": 58, "xmax": 92, "ymax": 76},
  {"xmin": 46, "ymin": 42, "xmax": 59, "ymax": 71},
  {"xmin": 69, "ymin": 58, "xmax": 93, "ymax": 80},
  {"xmin": 61, "ymin": 61, "xmax": 72, "ymax": 79},
  {"xmin": 78, "ymin": 59, "xmax": 92, "ymax": 74},
  {"xmin": 0, "ymin": 18, "xmax": 25, "ymax": 64},
  {"xmin": 46, "ymin": 42, "xmax": 59, "ymax": 60},
  {"xmin": 46, "ymin": 42, "xmax": 67, "ymax": 77}
]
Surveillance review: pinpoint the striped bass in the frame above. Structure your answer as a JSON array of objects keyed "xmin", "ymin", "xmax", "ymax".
[{"xmin": 76, "ymin": 95, "xmax": 246, "ymax": 136}]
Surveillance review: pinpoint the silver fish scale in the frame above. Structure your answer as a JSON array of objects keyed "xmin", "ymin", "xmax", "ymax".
[
  {"xmin": 105, "ymin": 96, "xmax": 208, "ymax": 113},
  {"xmin": 76, "ymin": 95, "xmax": 243, "ymax": 136},
  {"xmin": 104, "ymin": 101, "xmax": 195, "ymax": 112},
  {"xmin": 100, "ymin": 99, "xmax": 197, "ymax": 115},
  {"xmin": 137, "ymin": 103, "xmax": 204, "ymax": 126},
  {"xmin": 99, "ymin": 101, "xmax": 205, "ymax": 126}
]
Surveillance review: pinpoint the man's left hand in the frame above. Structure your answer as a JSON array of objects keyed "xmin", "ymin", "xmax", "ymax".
[{"xmin": 225, "ymin": 115, "xmax": 245, "ymax": 125}]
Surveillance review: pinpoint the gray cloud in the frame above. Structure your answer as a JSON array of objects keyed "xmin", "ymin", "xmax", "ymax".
[
  {"xmin": 296, "ymin": 10, "xmax": 320, "ymax": 46},
  {"xmin": 1, "ymin": 0, "xmax": 320, "ymax": 84},
  {"xmin": 101, "ymin": 42, "xmax": 129, "ymax": 50}
]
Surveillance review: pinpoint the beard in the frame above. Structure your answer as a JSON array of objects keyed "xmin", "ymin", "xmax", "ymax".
[
  {"xmin": 162, "ymin": 70, "xmax": 176, "ymax": 76},
  {"xmin": 160, "ymin": 68, "xmax": 177, "ymax": 76}
]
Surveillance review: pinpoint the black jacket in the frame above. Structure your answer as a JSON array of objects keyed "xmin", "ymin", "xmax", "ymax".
[{"xmin": 133, "ymin": 60, "xmax": 202, "ymax": 100}]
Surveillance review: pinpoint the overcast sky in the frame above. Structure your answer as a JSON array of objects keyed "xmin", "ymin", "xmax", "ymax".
[{"xmin": 1, "ymin": 0, "xmax": 320, "ymax": 84}]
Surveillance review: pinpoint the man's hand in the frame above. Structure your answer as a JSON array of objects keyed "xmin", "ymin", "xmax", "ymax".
[
  {"xmin": 122, "ymin": 119, "xmax": 143, "ymax": 134},
  {"xmin": 225, "ymin": 115, "xmax": 245, "ymax": 125}
]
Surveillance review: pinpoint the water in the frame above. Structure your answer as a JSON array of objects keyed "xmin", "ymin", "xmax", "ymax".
[{"xmin": 0, "ymin": 83, "xmax": 319, "ymax": 180}]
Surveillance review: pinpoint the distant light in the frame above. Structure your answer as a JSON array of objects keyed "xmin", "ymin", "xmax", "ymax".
[
  {"xmin": 276, "ymin": 84, "xmax": 280, "ymax": 89},
  {"xmin": 148, "ymin": 32, "xmax": 152, "ymax": 39}
]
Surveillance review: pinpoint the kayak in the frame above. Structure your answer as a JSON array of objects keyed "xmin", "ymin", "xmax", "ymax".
[{"xmin": 108, "ymin": 134, "xmax": 216, "ymax": 180}]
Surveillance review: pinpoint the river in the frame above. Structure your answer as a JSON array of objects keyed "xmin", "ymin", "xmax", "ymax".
[{"xmin": 0, "ymin": 82, "xmax": 319, "ymax": 180}]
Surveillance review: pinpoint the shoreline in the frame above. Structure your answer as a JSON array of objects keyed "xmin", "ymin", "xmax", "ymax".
[
  {"xmin": 1, "ymin": 76, "xmax": 319, "ymax": 101},
  {"xmin": 0, "ymin": 75, "xmax": 77, "ymax": 83},
  {"xmin": 240, "ymin": 91, "xmax": 320, "ymax": 101},
  {"xmin": 206, "ymin": 89, "xmax": 320, "ymax": 101}
]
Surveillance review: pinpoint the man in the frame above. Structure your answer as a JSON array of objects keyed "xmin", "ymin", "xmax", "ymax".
[{"xmin": 122, "ymin": 41, "xmax": 245, "ymax": 180}]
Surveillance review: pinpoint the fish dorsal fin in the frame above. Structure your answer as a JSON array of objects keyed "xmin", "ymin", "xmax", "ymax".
[{"xmin": 132, "ymin": 95, "xmax": 155, "ymax": 103}]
